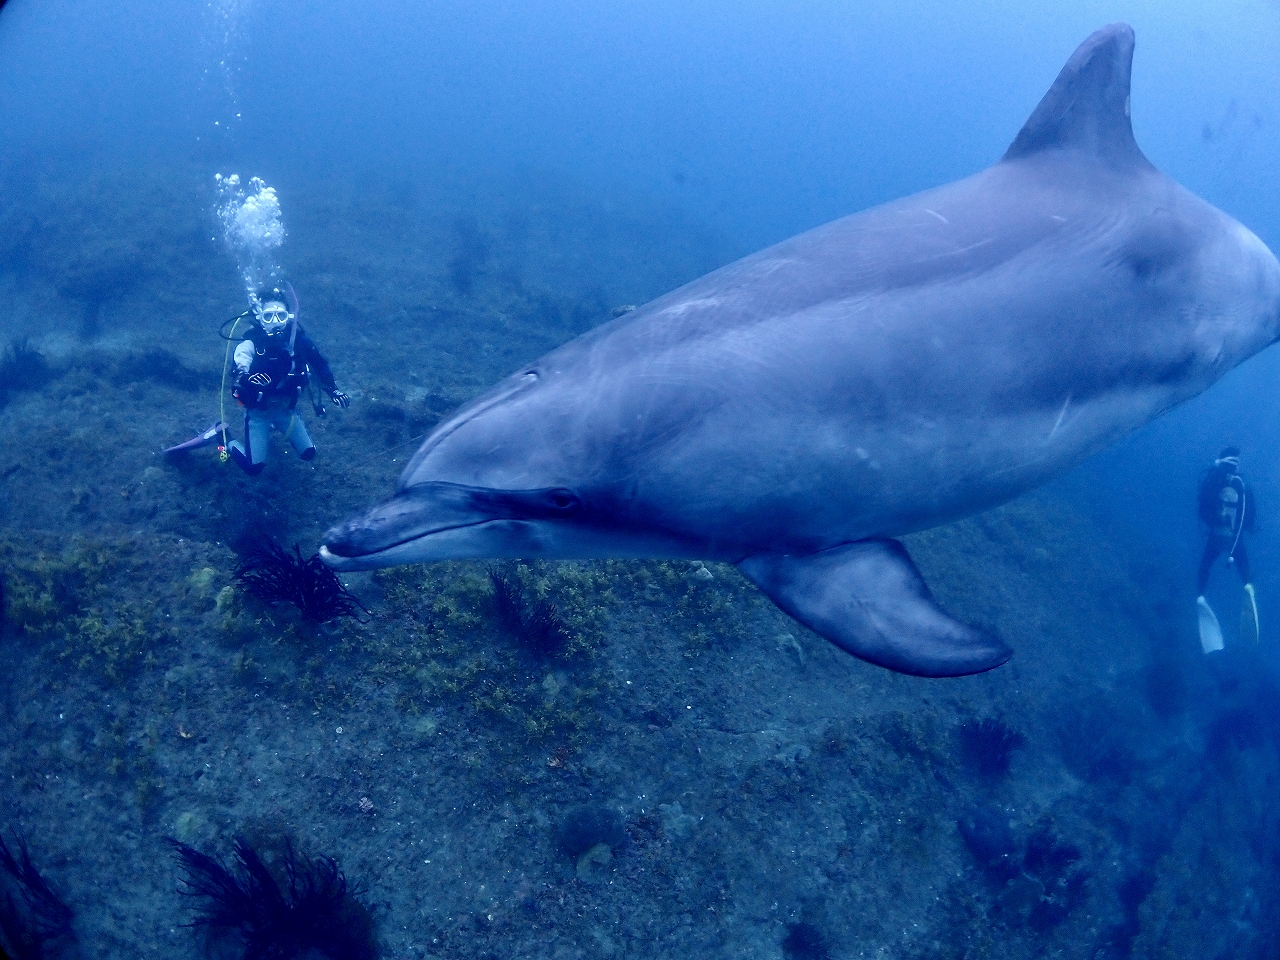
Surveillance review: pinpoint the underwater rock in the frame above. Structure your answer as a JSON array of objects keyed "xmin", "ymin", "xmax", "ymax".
[
  {"xmin": 658, "ymin": 802, "xmax": 698, "ymax": 841},
  {"xmin": 574, "ymin": 843, "xmax": 613, "ymax": 883}
]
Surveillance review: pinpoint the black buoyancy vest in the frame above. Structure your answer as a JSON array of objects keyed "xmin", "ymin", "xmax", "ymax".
[{"xmin": 245, "ymin": 329, "xmax": 309, "ymax": 400}]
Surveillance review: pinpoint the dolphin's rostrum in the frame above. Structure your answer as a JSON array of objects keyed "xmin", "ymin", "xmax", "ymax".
[{"xmin": 323, "ymin": 25, "xmax": 1280, "ymax": 677}]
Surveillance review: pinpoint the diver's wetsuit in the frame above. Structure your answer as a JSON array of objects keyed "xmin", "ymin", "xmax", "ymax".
[
  {"xmin": 228, "ymin": 324, "xmax": 339, "ymax": 475},
  {"xmin": 1197, "ymin": 463, "xmax": 1254, "ymax": 593}
]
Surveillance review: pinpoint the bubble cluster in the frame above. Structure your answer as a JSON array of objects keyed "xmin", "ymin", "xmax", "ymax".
[{"xmin": 215, "ymin": 173, "xmax": 286, "ymax": 301}]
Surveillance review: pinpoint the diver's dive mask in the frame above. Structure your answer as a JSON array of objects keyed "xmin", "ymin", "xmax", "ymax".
[{"xmin": 257, "ymin": 300, "xmax": 292, "ymax": 336}]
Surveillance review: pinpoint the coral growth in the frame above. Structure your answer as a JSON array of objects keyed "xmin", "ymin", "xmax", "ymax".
[
  {"xmin": 956, "ymin": 717, "xmax": 1026, "ymax": 779},
  {"xmin": 170, "ymin": 837, "xmax": 376, "ymax": 960},
  {"xmin": 0, "ymin": 832, "xmax": 75, "ymax": 960},
  {"xmin": 487, "ymin": 566, "xmax": 569, "ymax": 657},
  {"xmin": 234, "ymin": 542, "xmax": 367, "ymax": 624}
]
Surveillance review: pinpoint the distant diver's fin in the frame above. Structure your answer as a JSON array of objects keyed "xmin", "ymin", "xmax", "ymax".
[
  {"xmin": 1197, "ymin": 596, "xmax": 1224, "ymax": 654},
  {"xmin": 1002, "ymin": 23, "xmax": 1151, "ymax": 171},
  {"xmin": 739, "ymin": 539, "xmax": 1011, "ymax": 678},
  {"xmin": 1241, "ymin": 584, "xmax": 1259, "ymax": 643}
]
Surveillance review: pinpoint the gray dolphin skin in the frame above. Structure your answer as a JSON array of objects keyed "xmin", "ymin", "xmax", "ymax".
[{"xmin": 323, "ymin": 24, "xmax": 1280, "ymax": 678}]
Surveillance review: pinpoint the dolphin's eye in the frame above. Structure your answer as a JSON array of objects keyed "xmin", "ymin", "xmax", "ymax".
[
  {"xmin": 471, "ymin": 486, "xmax": 582, "ymax": 520},
  {"xmin": 544, "ymin": 489, "xmax": 581, "ymax": 514}
]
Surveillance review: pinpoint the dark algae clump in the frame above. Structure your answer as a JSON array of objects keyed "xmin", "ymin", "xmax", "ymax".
[
  {"xmin": 234, "ymin": 541, "xmax": 368, "ymax": 624},
  {"xmin": 170, "ymin": 837, "xmax": 376, "ymax": 960},
  {"xmin": 957, "ymin": 813, "xmax": 1091, "ymax": 934},
  {"xmin": 0, "ymin": 338, "xmax": 55, "ymax": 405},
  {"xmin": 781, "ymin": 921, "xmax": 832, "ymax": 960},
  {"xmin": 0, "ymin": 833, "xmax": 75, "ymax": 960},
  {"xmin": 556, "ymin": 805, "xmax": 628, "ymax": 858},
  {"xmin": 956, "ymin": 716, "xmax": 1026, "ymax": 779},
  {"xmin": 487, "ymin": 565, "xmax": 570, "ymax": 657}
]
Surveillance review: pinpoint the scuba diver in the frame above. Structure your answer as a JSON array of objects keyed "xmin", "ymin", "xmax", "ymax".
[
  {"xmin": 224, "ymin": 285, "xmax": 350, "ymax": 475},
  {"xmin": 1196, "ymin": 446, "xmax": 1258, "ymax": 652}
]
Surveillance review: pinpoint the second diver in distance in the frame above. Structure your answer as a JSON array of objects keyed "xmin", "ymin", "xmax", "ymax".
[{"xmin": 1195, "ymin": 446, "xmax": 1258, "ymax": 653}]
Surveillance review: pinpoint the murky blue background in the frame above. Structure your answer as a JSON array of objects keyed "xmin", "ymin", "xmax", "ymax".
[
  {"xmin": 5, "ymin": 3, "xmax": 1280, "ymax": 956},
  {"xmin": 4, "ymin": 2, "xmax": 1279, "ymax": 576}
]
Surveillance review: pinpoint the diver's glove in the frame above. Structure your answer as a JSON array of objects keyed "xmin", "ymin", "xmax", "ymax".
[
  {"xmin": 247, "ymin": 372, "xmax": 272, "ymax": 386},
  {"xmin": 331, "ymin": 389, "xmax": 350, "ymax": 409}
]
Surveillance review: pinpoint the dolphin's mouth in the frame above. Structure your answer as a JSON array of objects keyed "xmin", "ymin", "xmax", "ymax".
[{"xmin": 320, "ymin": 481, "xmax": 581, "ymax": 568}]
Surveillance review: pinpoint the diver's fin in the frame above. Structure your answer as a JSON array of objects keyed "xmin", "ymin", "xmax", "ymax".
[
  {"xmin": 163, "ymin": 422, "xmax": 229, "ymax": 455},
  {"xmin": 1197, "ymin": 596, "xmax": 1224, "ymax": 654},
  {"xmin": 1241, "ymin": 584, "xmax": 1259, "ymax": 643},
  {"xmin": 1002, "ymin": 24, "xmax": 1150, "ymax": 171},
  {"xmin": 739, "ymin": 539, "xmax": 1011, "ymax": 678}
]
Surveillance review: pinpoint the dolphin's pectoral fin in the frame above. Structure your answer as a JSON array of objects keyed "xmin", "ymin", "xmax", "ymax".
[{"xmin": 738, "ymin": 540, "xmax": 1011, "ymax": 678}]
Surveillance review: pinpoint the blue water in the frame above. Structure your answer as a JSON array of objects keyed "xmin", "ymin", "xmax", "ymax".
[{"xmin": 4, "ymin": 1, "xmax": 1280, "ymax": 957}]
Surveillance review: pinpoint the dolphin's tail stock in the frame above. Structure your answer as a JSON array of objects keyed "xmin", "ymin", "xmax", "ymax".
[{"xmin": 739, "ymin": 539, "xmax": 1011, "ymax": 678}]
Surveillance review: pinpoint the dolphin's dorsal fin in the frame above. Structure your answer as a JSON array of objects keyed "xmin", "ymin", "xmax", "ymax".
[{"xmin": 1002, "ymin": 23, "xmax": 1150, "ymax": 170}]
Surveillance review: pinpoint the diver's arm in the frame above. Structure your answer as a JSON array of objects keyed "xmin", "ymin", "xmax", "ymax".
[
  {"xmin": 233, "ymin": 340, "xmax": 254, "ymax": 375},
  {"xmin": 297, "ymin": 331, "xmax": 339, "ymax": 393}
]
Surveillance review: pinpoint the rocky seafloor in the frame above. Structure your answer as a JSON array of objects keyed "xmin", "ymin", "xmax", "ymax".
[{"xmin": 1, "ymin": 155, "xmax": 1278, "ymax": 960}]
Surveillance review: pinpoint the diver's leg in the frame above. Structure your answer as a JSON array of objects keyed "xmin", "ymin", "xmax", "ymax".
[
  {"xmin": 1233, "ymin": 540, "xmax": 1259, "ymax": 641},
  {"xmin": 1231, "ymin": 540, "xmax": 1251, "ymax": 585},
  {"xmin": 229, "ymin": 410, "xmax": 266, "ymax": 476},
  {"xmin": 1197, "ymin": 539, "xmax": 1223, "ymax": 595},
  {"xmin": 284, "ymin": 413, "xmax": 317, "ymax": 461}
]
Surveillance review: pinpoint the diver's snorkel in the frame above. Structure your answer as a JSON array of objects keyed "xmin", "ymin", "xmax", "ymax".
[
  {"xmin": 284, "ymin": 281, "xmax": 301, "ymax": 355},
  {"xmin": 282, "ymin": 283, "xmax": 325, "ymax": 416}
]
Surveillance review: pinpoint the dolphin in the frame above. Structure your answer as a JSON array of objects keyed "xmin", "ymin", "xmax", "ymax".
[{"xmin": 322, "ymin": 25, "xmax": 1280, "ymax": 677}]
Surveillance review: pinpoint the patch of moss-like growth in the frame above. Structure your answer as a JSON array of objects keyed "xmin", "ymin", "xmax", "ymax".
[
  {"xmin": 0, "ymin": 538, "xmax": 174, "ymax": 683},
  {"xmin": 608, "ymin": 559, "xmax": 752, "ymax": 649},
  {"xmin": 367, "ymin": 560, "xmax": 622, "ymax": 745},
  {"xmin": 0, "ymin": 540, "xmax": 113, "ymax": 640}
]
